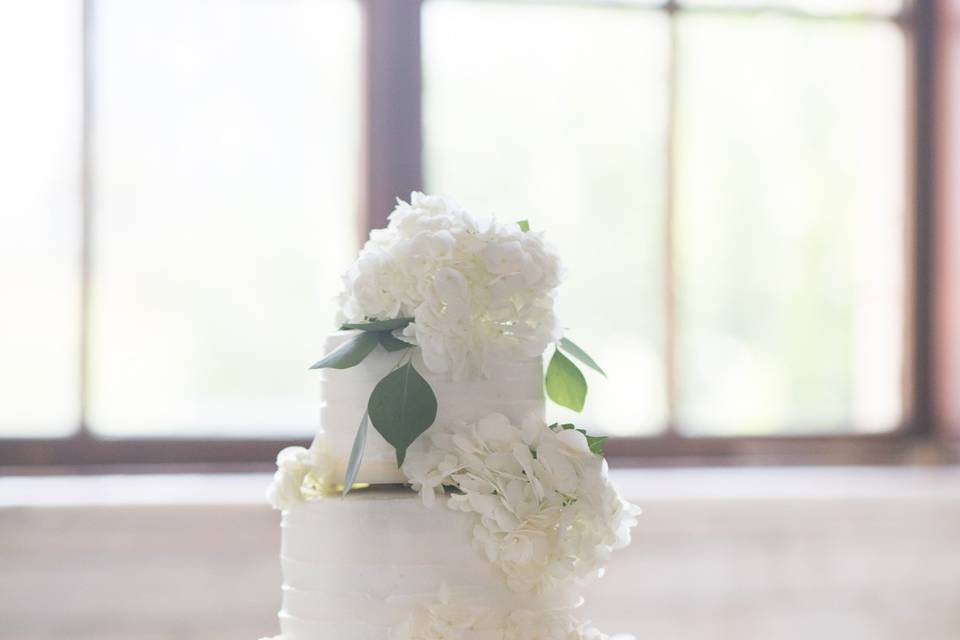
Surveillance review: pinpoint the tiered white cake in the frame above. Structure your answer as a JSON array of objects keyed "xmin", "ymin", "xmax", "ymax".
[{"xmin": 262, "ymin": 193, "xmax": 639, "ymax": 640}]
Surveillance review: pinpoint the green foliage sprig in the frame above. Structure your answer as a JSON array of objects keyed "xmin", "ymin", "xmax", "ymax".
[
  {"xmin": 309, "ymin": 318, "xmax": 414, "ymax": 370},
  {"xmin": 544, "ymin": 337, "xmax": 605, "ymax": 412},
  {"xmin": 312, "ymin": 321, "xmax": 608, "ymax": 494},
  {"xmin": 546, "ymin": 349, "xmax": 587, "ymax": 411},
  {"xmin": 342, "ymin": 411, "xmax": 368, "ymax": 497},
  {"xmin": 341, "ymin": 317, "xmax": 414, "ymax": 332},
  {"xmin": 310, "ymin": 318, "xmax": 435, "ymax": 494},
  {"xmin": 368, "ymin": 359, "xmax": 437, "ymax": 467}
]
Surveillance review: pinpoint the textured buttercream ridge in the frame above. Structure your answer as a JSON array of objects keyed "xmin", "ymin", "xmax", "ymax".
[
  {"xmin": 276, "ymin": 492, "xmax": 586, "ymax": 638},
  {"xmin": 280, "ymin": 585, "xmax": 582, "ymax": 626}
]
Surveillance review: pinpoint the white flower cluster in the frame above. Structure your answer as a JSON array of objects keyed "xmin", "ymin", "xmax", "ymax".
[
  {"xmin": 265, "ymin": 442, "xmax": 336, "ymax": 510},
  {"xmin": 337, "ymin": 192, "xmax": 564, "ymax": 380},
  {"xmin": 402, "ymin": 413, "xmax": 641, "ymax": 593},
  {"xmin": 389, "ymin": 588, "xmax": 609, "ymax": 640}
]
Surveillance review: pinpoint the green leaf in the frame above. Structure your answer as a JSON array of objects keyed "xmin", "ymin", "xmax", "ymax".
[
  {"xmin": 341, "ymin": 317, "xmax": 414, "ymax": 332},
  {"xmin": 309, "ymin": 331, "xmax": 379, "ymax": 370},
  {"xmin": 585, "ymin": 434, "xmax": 608, "ymax": 455},
  {"xmin": 367, "ymin": 363, "xmax": 438, "ymax": 467},
  {"xmin": 517, "ymin": 219, "xmax": 530, "ymax": 232},
  {"xmin": 545, "ymin": 348, "xmax": 587, "ymax": 412},
  {"xmin": 549, "ymin": 422, "xmax": 608, "ymax": 455},
  {"xmin": 558, "ymin": 337, "xmax": 606, "ymax": 377},
  {"xmin": 378, "ymin": 331, "xmax": 414, "ymax": 352},
  {"xmin": 342, "ymin": 411, "xmax": 369, "ymax": 497}
]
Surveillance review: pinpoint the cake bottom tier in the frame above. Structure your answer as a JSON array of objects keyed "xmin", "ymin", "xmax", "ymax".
[{"xmin": 276, "ymin": 487, "xmax": 581, "ymax": 640}]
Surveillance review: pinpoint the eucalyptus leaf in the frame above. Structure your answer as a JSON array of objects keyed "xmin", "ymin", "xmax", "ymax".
[
  {"xmin": 545, "ymin": 348, "xmax": 587, "ymax": 412},
  {"xmin": 368, "ymin": 363, "xmax": 438, "ymax": 467},
  {"xmin": 309, "ymin": 331, "xmax": 379, "ymax": 370},
  {"xmin": 341, "ymin": 317, "xmax": 414, "ymax": 332},
  {"xmin": 585, "ymin": 435, "xmax": 608, "ymax": 455},
  {"xmin": 342, "ymin": 411, "xmax": 369, "ymax": 497},
  {"xmin": 378, "ymin": 331, "xmax": 414, "ymax": 352},
  {"xmin": 558, "ymin": 337, "xmax": 606, "ymax": 377},
  {"xmin": 517, "ymin": 219, "xmax": 530, "ymax": 232}
]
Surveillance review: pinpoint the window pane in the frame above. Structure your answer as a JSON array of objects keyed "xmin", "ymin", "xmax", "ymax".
[
  {"xmin": 680, "ymin": 0, "xmax": 903, "ymax": 15},
  {"xmin": 424, "ymin": 0, "xmax": 670, "ymax": 435},
  {"xmin": 89, "ymin": 0, "xmax": 361, "ymax": 436},
  {"xmin": 0, "ymin": 1, "xmax": 81, "ymax": 437},
  {"xmin": 675, "ymin": 16, "xmax": 906, "ymax": 435}
]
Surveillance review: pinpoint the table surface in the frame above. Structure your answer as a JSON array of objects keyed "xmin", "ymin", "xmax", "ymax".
[
  {"xmin": 2, "ymin": 466, "xmax": 959, "ymax": 640},
  {"xmin": 3, "ymin": 465, "xmax": 960, "ymax": 507}
]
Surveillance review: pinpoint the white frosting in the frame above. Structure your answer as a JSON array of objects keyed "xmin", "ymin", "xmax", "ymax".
[
  {"xmin": 316, "ymin": 331, "xmax": 545, "ymax": 484},
  {"xmin": 279, "ymin": 489, "xmax": 580, "ymax": 640}
]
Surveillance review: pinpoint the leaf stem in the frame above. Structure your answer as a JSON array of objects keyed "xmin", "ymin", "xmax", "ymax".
[{"xmin": 390, "ymin": 347, "xmax": 412, "ymax": 372}]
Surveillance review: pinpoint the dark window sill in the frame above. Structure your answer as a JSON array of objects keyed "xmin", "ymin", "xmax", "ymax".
[{"xmin": 0, "ymin": 432, "xmax": 956, "ymax": 475}]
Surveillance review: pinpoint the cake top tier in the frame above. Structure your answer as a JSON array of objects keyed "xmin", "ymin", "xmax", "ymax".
[
  {"xmin": 304, "ymin": 192, "xmax": 605, "ymax": 484},
  {"xmin": 336, "ymin": 192, "xmax": 564, "ymax": 382}
]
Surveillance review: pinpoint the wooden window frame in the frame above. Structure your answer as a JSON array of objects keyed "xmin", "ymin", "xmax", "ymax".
[{"xmin": 2, "ymin": 0, "xmax": 958, "ymax": 473}]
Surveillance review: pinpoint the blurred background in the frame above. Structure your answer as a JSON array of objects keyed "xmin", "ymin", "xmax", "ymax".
[{"xmin": 1, "ymin": 0, "xmax": 959, "ymax": 638}]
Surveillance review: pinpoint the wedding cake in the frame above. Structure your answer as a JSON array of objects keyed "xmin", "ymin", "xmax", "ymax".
[{"xmin": 261, "ymin": 193, "xmax": 640, "ymax": 639}]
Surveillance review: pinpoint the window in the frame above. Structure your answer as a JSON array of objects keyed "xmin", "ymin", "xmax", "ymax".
[
  {"xmin": 425, "ymin": 3, "xmax": 671, "ymax": 436},
  {"xmin": 89, "ymin": 0, "xmax": 361, "ymax": 437},
  {"xmin": 0, "ymin": 0, "xmax": 82, "ymax": 437},
  {"xmin": 2, "ymin": 0, "xmax": 361, "ymax": 448},
  {"xmin": 423, "ymin": 0, "xmax": 908, "ymax": 437},
  {"xmin": 0, "ymin": 0, "xmax": 945, "ymax": 467}
]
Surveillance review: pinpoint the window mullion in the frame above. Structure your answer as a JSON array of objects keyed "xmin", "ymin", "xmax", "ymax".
[
  {"xmin": 910, "ymin": 0, "xmax": 935, "ymax": 434},
  {"xmin": 664, "ymin": 2, "xmax": 680, "ymax": 435},
  {"xmin": 78, "ymin": 0, "xmax": 96, "ymax": 438},
  {"xmin": 361, "ymin": 0, "xmax": 423, "ymax": 237}
]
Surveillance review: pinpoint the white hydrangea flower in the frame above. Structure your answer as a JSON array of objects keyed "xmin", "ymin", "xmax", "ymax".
[
  {"xmin": 390, "ymin": 588, "xmax": 610, "ymax": 640},
  {"xmin": 505, "ymin": 610, "xmax": 610, "ymax": 640},
  {"xmin": 337, "ymin": 192, "xmax": 565, "ymax": 380},
  {"xmin": 402, "ymin": 413, "xmax": 641, "ymax": 594},
  {"xmin": 388, "ymin": 586, "xmax": 489, "ymax": 640},
  {"xmin": 265, "ymin": 441, "xmax": 336, "ymax": 510}
]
